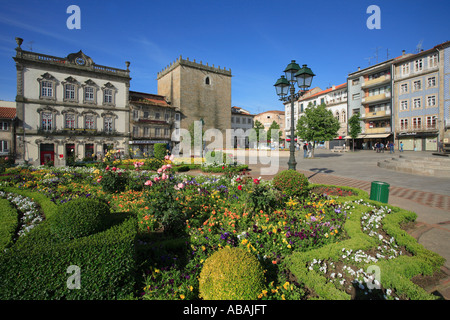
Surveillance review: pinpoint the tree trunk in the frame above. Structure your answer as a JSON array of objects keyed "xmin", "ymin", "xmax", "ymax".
[{"xmin": 352, "ymin": 138, "xmax": 355, "ymax": 152}]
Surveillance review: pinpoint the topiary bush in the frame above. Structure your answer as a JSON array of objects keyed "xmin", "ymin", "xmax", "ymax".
[
  {"xmin": 272, "ymin": 169, "xmax": 309, "ymax": 199},
  {"xmin": 198, "ymin": 247, "xmax": 266, "ymax": 300},
  {"xmin": 51, "ymin": 198, "xmax": 110, "ymax": 241}
]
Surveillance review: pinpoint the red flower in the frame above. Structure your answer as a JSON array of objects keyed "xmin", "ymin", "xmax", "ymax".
[
  {"xmin": 253, "ymin": 178, "xmax": 260, "ymax": 185},
  {"xmin": 238, "ymin": 185, "xmax": 242, "ymax": 191},
  {"xmin": 222, "ymin": 166, "xmax": 225, "ymax": 169}
]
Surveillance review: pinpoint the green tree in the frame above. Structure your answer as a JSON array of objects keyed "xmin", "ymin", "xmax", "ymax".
[
  {"xmin": 249, "ymin": 120, "xmax": 264, "ymax": 148},
  {"xmin": 295, "ymin": 103, "xmax": 340, "ymax": 158},
  {"xmin": 268, "ymin": 120, "xmax": 281, "ymax": 146},
  {"xmin": 348, "ymin": 113, "xmax": 362, "ymax": 152}
]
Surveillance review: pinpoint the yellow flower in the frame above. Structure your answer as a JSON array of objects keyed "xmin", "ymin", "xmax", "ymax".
[
  {"xmin": 283, "ymin": 282, "xmax": 290, "ymax": 290},
  {"xmin": 180, "ymin": 294, "xmax": 185, "ymax": 300}
]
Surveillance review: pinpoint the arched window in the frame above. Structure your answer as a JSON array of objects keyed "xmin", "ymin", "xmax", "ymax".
[
  {"xmin": 341, "ymin": 110, "xmax": 346, "ymax": 123},
  {"xmin": 335, "ymin": 111, "xmax": 339, "ymax": 121},
  {"xmin": 205, "ymin": 77, "xmax": 210, "ymax": 85}
]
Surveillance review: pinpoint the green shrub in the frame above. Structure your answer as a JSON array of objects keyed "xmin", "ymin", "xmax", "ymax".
[
  {"xmin": 154, "ymin": 143, "xmax": 167, "ymax": 160},
  {"xmin": 0, "ymin": 198, "xmax": 18, "ymax": 251},
  {"xmin": 145, "ymin": 158, "xmax": 164, "ymax": 171},
  {"xmin": 199, "ymin": 247, "xmax": 266, "ymax": 300},
  {"xmin": 51, "ymin": 198, "xmax": 110, "ymax": 241},
  {"xmin": 99, "ymin": 167, "xmax": 129, "ymax": 193},
  {"xmin": 0, "ymin": 214, "xmax": 137, "ymax": 299},
  {"xmin": 272, "ymin": 169, "xmax": 309, "ymax": 199}
]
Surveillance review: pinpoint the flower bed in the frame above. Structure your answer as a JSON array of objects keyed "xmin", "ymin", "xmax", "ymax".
[{"xmin": 0, "ymin": 158, "xmax": 445, "ymax": 300}]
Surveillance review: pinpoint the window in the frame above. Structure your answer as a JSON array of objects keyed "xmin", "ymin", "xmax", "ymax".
[
  {"xmin": 428, "ymin": 54, "xmax": 438, "ymax": 68},
  {"xmin": 41, "ymin": 112, "xmax": 53, "ymax": 131},
  {"xmin": 320, "ymin": 98, "xmax": 325, "ymax": 105},
  {"xmin": 144, "ymin": 127, "xmax": 150, "ymax": 137},
  {"xmin": 143, "ymin": 111, "xmax": 149, "ymax": 119},
  {"xmin": 400, "ymin": 83, "xmax": 408, "ymax": 94},
  {"xmin": 341, "ymin": 110, "xmax": 346, "ymax": 123},
  {"xmin": 247, "ymin": 118, "xmax": 251, "ymax": 124},
  {"xmin": 164, "ymin": 128, "xmax": 170, "ymax": 137},
  {"xmin": 65, "ymin": 84, "xmax": 75, "ymax": 100},
  {"xmin": 400, "ymin": 100, "xmax": 408, "ymax": 111},
  {"xmin": 155, "ymin": 128, "xmax": 161, "ymax": 136},
  {"xmin": 400, "ymin": 119, "xmax": 408, "ymax": 130},
  {"xmin": 1, "ymin": 122, "xmax": 8, "ymax": 131},
  {"xmin": 165, "ymin": 113, "xmax": 170, "ymax": 121},
  {"xmin": 104, "ymin": 89, "xmax": 113, "ymax": 103},
  {"xmin": 401, "ymin": 63, "xmax": 410, "ymax": 76},
  {"xmin": 427, "ymin": 76, "xmax": 436, "ymax": 88},
  {"xmin": 41, "ymin": 81, "xmax": 53, "ymax": 97},
  {"xmin": 352, "ymin": 79, "xmax": 360, "ymax": 85},
  {"xmin": 426, "ymin": 116, "xmax": 437, "ymax": 129},
  {"xmin": 414, "ymin": 59, "xmax": 423, "ymax": 72},
  {"xmin": 133, "ymin": 110, "xmax": 139, "ymax": 120},
  {"xmin": 236, "ymin": 117, "xmax": 240, "ymax": 124},
  {"xmin": 85, "ymin": 115, "xmax": 95, "ymax": 129},
  {"xmin": 427, "ymin": 95, "xmax": 436, "ymax": 107},
  {"xmin": 231, "ymin": 117, "xmax": 234, "ymax": 123},
  {"xmin": 300, "ymin": 103, "xmax": 304, "ymax": 112},
  {"xmin": 412, "ymin": 117, "xmax": 422, "ymax": 129},
  {"xmin": 85, "ymin": 87, "xmax": 95, "ymax": 102},
  {"xmin": 413, "ymin": 98, "xmax": 421, "ymax": 109},
  {"xmin": 335, "ymin": 111, "xmax": 339, "ymax": 121},
  {"xmin": 155, "ymin": 112, "xmax": 160, "ymax": 120},
  {"xmin": 413, "ymin": 80, "xmax": 422, "ymax": 91},
  {"xmin": 175, "ymin": 113, "xmax": 180, "ymax": 121},
  {"xmin": 0, "ymin": 140, "xmax": 7, "ymax": 153},
  {"xmin": 65, "ymin": 114, "xmax": 76, "ymax": 129},
  {"xmin": 104, "ymin": 117, "xmax": 113, "ymax": 132},
  {"xmin": 205, "ymin": 77, "xmax": 210, "ymax": 85},
  {"xmin": 132, "ymin": 126, "xmax": 138, "ymax": 136}
]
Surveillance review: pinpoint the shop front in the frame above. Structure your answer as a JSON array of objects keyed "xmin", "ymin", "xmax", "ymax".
[
  {"xmin": 397, "ymin": 132, "xmax": 438, "ymax": 151},
  {"xmin": 129, "ymin": 140, "xmax": 171, "ymax": 158}
]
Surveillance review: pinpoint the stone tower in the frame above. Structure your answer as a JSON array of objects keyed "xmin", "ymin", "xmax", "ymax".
[{"xmin": 157, "ymin": 56, "xmax": 232, "ymax": 138}]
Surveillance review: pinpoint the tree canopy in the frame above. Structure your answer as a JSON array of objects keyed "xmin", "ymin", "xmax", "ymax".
[{"xmin": 295, "ymin": 103, "xmax": 340, "ymax": 157}]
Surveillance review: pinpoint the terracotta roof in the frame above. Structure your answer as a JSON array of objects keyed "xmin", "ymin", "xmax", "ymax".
[
  {"xmin": 0, "ymin": 107, "xmax": 16, "ymax": 119},
  {"xmin": 256, "ymin": 110, "xmax": 284, "ymax": 116},
  {"xmin": 129, "ymin": 90, "xmax": 172, "ymax": 108},
  {"xmin": 299, "ymin": 83, "xmax": 346, "ymax": 101}
]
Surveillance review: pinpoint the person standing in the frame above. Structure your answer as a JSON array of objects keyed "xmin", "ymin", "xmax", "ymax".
[{"xmin": 389, "ymin": 141, "xmax": 394, "ymax": 154}]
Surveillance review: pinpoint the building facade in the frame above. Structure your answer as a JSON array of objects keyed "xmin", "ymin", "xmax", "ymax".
[
  {"xmin": 129, "ymin": 91, "xmax": 177, "ymax": 157},
  {"xmin": 347, "ymin": 60, "xmax": 394, "ymax": 150},
  {"xmin": 156, "ymin": 56, "xmax": 232, "ymax": 151},
  {"xmin": 393, "ymin": 47, "xmax": 442, "ymax": 151},
  {"xmin": 0, "ymin": 101, "xmax": 16, "ymax": 157},
  {"xmin": 285, "ymin": 84, "xmax": 348, "ymax": 149},
  {"xmin": 13, "ymin": 38, "xmax": 131, "ymax": 165},
  {"xmin": 253, "ymin": 110, "xmax": 285, "ymax": 147},
  {"xmin": 231, "ymin": 106, "xmax": 254, "ymax": 148}
]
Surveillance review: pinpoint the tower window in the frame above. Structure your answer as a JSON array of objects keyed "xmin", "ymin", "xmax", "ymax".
[{"xmin": 205, "ymin": 77, "xmax": 210, "ymax": 85}]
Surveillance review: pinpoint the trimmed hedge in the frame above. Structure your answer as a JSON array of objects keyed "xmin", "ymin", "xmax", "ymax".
[
  {"xmin": 0, "ymin": 198, "xmax": 18, "ymax": 252},
  {"xmin": 284, "ymin": 184, "xmax": 445, "ymax": 300},
  {"xmin": 0, "ymin": 187, "xmax": 138, "ymax": 300}
]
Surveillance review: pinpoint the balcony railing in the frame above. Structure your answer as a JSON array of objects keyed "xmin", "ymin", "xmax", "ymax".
[
  {"xmin": 362, "ymin": 110, "xmax": 391, "ymax": 119},
  {"xmin": 365, "ymin": 127, "xmax": 392, "ymax": 134},
  {"xmin": 362, "ymin": 74, "xmax": 391, "ymax": 88},
  {"xmin": 35, "ymin": 127, "xmax": 127, "ymax": 136},
  {"xmin": 362, "ymin": 92, "xmax": 391, "ymax": 104},
  {"xmin": 396, "ymin": 124, "xmax": 438, "ymax": 133}
]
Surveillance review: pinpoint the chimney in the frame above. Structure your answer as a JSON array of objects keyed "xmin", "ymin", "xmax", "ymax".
[
  {"xmin": 402, "ymin": 50, "xmax": 405, "ymax": 55},
  {"xmin": 358, "ymin": 67, "xmax": 360, "ymax": 71}
]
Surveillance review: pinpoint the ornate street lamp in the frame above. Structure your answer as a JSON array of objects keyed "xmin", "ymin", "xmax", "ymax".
[{"xmin": 274, "ymin": 60, "xmax": 315, "ymax": 170}]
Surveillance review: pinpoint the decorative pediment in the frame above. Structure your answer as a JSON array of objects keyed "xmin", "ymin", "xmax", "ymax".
[
  {"xmin": 61, "ymin": 108, "xmax": 79, "ymax": 115},
  {"xmin": 81, "ymin": 109, "xmax": 99, "ymax": 116},
  {"xmin": 63, "ymin": 76, "xmax": 78, "ymax": 84},
  {"xmin": 101, "ymin": 111, "xmax": 118, "ymax": 119},
  {"xmin": 102, "ymin": 82, "xmax": 116, "ymax": 90},
  {"xmin": 83, "ymin": 79, "xmax": 98, "ymax": 87},
  {"xmin": 66, "ymin": 50, "xmax": 93, "ymax": 67},
  {"xmin": 37, "ymin": 72, "xmax": 57, "ymax": 82},
  {"xmin": 37, "ymin": 106, "xmax": 59, "ymax": 114}
]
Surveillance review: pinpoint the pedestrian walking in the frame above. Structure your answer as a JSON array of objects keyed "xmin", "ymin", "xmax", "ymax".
[
  {"xmin": 389, "ymin": 142, "xmax": 394, "ymax": 154},
  {"xmin": 400, "ymin": 141, "xmax": 404, "ymax": 152},
  {"xmin": 307, "ymin": 143, "xmax": 312, "ymax": 158},
  {"xmin": 438, "ymin": 140, "xmax": 444, "ymax": 153},
  {"xmin": 303, "ymin": 143, "xmax": 308, "ymax": 158}
]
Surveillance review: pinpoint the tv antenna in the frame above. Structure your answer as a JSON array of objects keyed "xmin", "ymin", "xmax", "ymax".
[
  {"xmin": 416, "ymin": 39, "xmax": 423, "ymax": 53},
  {"xmin": 373, "ymin": 46, "xmax": 382, "ymax": 64},
  {"xmin": 364, "ymin": 56, "xmax": 373, "ymax": 66},
  {"xmin": 26, "ymin": 41, "xmax": 34, "ymax": 51}
]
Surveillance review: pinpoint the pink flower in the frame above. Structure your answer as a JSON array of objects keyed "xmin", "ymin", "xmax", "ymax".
[
  {"xmin": 157, "ymin": 168, "xmax": 163, "ymax": 173},
  {"xmin": 253, "ymin": 178, "xmax": 260, "ymax": 185},
  {"xmin": 164, "ymin": 155, "xmax": 170, "ymax": 160},
  {"xmin": 161, "ymin": 165, "xmax": 167, "ymax": 171},
  {"xmin": 106, "ymin": 166, "xmax": 110, "ymax": 171},
  {"xmin": 166, "ymin": 164, "xmax": 172, "ymax": 169},
  {"xmin": 177, "ymin": 182, "xmax": 185, "ymax": 189},
  {"xmin": 238, "ymin": 185, "xmax": 242, "ymax": 191},
  {"xmin": 112, "ymin": 167, "xmax": 117, "ymax": 172},
  {"xmin": 169, "ymin": 154, "xmax": 174, "ymax": 161},
  {"xmin": 144, "ymin": 180, "xmax": 153, "ymax": 186},
  {"xmin": 154, "ymin": 176, "xmax": 161, "ymax": 182},
  {"xmin": 161, "ymin": 173, "xmax": 168, "ymax": 180}
]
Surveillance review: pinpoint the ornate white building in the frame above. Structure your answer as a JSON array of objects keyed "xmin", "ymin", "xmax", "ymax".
[{"xmin": 13, "ymin": 37, "xmax": 131, "ymax": 165}]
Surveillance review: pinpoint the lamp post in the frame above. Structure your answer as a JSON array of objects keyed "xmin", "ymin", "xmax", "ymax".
[{"xmin": 274, "ymin": 60, "xmax": 315, "ymax": 170}]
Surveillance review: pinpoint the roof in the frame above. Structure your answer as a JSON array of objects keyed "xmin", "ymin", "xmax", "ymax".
[
  {"xmin": 255, "ymin": 110, "xmax": 284, "ymax": 116},
  {"xmin": 299, "ymin": 83, "xmax": 347, "ymax": 101},
  {"xmin": 129, "ymin": 90, "xmax": 172, "ymax": 108},
  {"xmin": 231, "ymin": 106, "xmax": 254, "ymax": 116},
  {"xmin": 0, "ymin": 107, "xmax": 16, "ymax": 119}
]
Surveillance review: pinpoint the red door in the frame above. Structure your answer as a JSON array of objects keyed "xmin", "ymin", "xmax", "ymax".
[{"xmin": 40, "ymin": 144, "xmax": 55, "ymax": 165}]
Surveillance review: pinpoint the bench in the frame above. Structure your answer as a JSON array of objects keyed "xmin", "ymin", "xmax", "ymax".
[{"xmin": 331, "ymin": 146, "xmax": 345, "ymax": 153}]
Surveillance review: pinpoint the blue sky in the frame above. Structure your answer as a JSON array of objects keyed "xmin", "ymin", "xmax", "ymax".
[{"xmin": 0, "ymin": 0, "xmax": 449, "ymax": 115}]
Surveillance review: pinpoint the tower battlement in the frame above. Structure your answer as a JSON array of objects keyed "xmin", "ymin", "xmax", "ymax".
[{"xmin": 157, "ymin": 55, "xmax": 232, "ymax": 79}]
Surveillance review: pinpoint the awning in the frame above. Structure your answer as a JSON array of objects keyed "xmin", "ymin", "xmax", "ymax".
[
  {"xmin": 363, "ymin": 133, "xmax": 391, "ymax": 139},
  {"xmin": 343, "ymin": 134, "xmax": 366, "ymax": 139}
]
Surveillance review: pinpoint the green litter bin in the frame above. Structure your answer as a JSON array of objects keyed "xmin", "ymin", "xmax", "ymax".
[{"xmin": 369, "ymin": 181, "xmax": 390, "ymax": 203}]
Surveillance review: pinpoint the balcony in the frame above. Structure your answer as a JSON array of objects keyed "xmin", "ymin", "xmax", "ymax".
[
  {"xmin": 361, "ymin": 74, "xmax": 391, "ymax": 89},
  {"xmin": 362, "ymin": 92, "xmax": 391, "ymax": 104},
  {"xmin": 396, "ymin": 124, "xmax": 438, "ymax": 133},
  {"xmin": 362, "ymin": 110, "xmax": 391, "ymax": 120},
  {"xmin": 35, "ymin": 127, "xmax": 127, "ymax": 137},
  {"xmin": 365, "ymin": 127, "xmax": 392, "ymax": 134}
]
